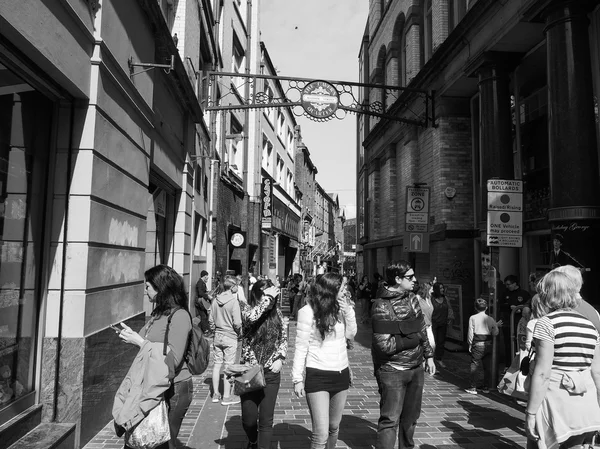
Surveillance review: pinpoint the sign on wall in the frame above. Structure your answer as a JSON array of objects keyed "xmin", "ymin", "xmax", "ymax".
[
  {"xmin": 405, "ymin": 186, "xmax": 430, "ymax": 232},
  {"xmin": 445, "ymin": 284, "xmax": 464, "ymax": 341},
  {"xmin": 486, "ymin": 179, "xmax": 523, "ymax": 248},
  {"xmin": 261, "ymin": 178, "xmax": 273, "ymax": 229}
]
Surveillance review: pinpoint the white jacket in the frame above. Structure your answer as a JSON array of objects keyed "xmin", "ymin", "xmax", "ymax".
[{"xmin": 292, "ymin": 302, "xmax": 357, "ymax": 383}]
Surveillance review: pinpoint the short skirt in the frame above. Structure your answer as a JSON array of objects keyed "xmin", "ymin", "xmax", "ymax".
[{"xmin": 304, "ymin": 367, "xmax": 350, "ymax": 394}]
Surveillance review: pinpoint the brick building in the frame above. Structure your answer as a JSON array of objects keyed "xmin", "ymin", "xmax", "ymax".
[{"xmin": 358, "ymin": 0, "xmax": 600, "ymax": 341}]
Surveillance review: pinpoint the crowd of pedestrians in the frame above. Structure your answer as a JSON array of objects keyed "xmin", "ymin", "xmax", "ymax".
[{"xmin": 110, "ymin": 260, "xmax": 600, "ymax": 449}]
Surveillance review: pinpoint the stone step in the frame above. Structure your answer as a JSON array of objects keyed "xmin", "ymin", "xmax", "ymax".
[{"xmin": 7, "ymin": 423, "xmax": 76, "ymax": 449}]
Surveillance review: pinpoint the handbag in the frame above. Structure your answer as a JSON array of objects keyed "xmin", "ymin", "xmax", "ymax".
[
  {"xmin": 224, "ymin": 364, "xmax": 266, "ymax": 396},
  {"xmin": 497, "ymin": 354, "xmax": 529, "ymax": 400},
  {"xmin": 124, "ymin": 400, "xmax": 170, "ymax": 449},
  {"xmin": 519, "ymin": 346, "xmax": 534, "ymax": 376}
]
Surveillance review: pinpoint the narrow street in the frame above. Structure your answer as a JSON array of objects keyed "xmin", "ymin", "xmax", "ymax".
[{"xmin": 85, "ymin": 320, "xmax": 528, "ymax": 449}]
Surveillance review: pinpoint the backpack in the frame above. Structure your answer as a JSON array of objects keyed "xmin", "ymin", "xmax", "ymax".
[{"xmin": 164, "ymin": 308, "xmax": 211, "ymax": 376}]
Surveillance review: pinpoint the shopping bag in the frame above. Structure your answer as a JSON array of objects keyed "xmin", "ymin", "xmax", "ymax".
[{"xmin": 124, "ymin": 400, "xmax": 170, "ymax": 449}]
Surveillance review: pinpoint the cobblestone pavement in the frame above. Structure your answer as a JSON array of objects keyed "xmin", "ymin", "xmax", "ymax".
[{"xmin": 85, "ymin": 318, "xmax": 528, "ymax": 449}]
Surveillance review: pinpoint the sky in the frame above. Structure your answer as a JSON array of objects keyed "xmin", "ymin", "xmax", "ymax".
[{"xmin": 259, "ymin": 0, "xmax": 369, "ymax": 220}]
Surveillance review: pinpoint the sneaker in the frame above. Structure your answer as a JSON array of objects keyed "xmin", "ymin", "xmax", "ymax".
[
  {"xmin": 211, "ymin": 394, "xmax": 221, "ymax": 403},
  {"xmin": 479, "ymin": 387, "xmax": 490, "ymax": 394},
  {"xmin": 221, "ymin": 396, "xmax": 240, "ymax": 406},
  {"xmin": 465, "ymin": 387, "xmax": 478, "ymax": 395}
]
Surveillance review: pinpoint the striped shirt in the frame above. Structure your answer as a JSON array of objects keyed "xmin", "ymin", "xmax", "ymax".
[{"xmin": 533, "ymin": 310, "xmax": 599, "ymax": 371}]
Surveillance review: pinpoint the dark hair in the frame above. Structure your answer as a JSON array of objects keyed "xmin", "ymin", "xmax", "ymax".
[
  {"xmin": 307, "ymin": 273, "xmax": 342, "ymax": 340},
  {"xmin": 553, "ymin": 233, "xmax": 564, "ymax": 243},
  {"xmin": 504, "ymin": 274, "xmax": 518, "ymax": 285},
  {"xmin": 432, "ymin": 282, "xmax": 445, "ymax": 298},
  {"xmin": 247, "ymin": 279, "xmax": 282, "ymax": 346},
  {"xmin": 145, "ymin": 265, "xmax": 188, "ymax": 317},
  {"xmin": 200, "ymin": 270, "xmax": 208, "ymax": 277},
  {"xmin": 474, "ymin": 298, "xmax": 488, "ymax": 312},
  {"xmin": 384, "ymin": 260, "xmax": 411, "ymax": 285}
]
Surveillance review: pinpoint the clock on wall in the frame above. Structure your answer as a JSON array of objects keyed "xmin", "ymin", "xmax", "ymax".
[{"xmin": 230, "ymin": 232, "xmax": 245, "ymax": 248}]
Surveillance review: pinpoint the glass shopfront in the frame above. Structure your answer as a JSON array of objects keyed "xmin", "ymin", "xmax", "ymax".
[{"xmin": 0, "ymin": 62, "xmax": 53, "ymax": 422}]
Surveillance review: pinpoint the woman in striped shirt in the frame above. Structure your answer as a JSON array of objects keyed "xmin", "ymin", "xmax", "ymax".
[{"xmin": 525, "ymin": 270, "xmax": 600, "ymax": 449}]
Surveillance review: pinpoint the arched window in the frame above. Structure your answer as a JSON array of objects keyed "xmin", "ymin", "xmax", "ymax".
[
  {"xmin": 424, "ymin": 0, "xmax": 433, "ymax": 61},
  {"xmin": 377, "ymin": 46, "xmax": 386, "ymax": 109},
  {"xmin": 392, "ymin": 15, "xmax": 406, "ymax": 87}
]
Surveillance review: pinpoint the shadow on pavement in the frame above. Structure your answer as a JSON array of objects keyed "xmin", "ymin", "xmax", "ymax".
[
  {"xmin": 272, "ymin": 423, "xmax": 311, "ymax": 449},
  {"xmin": 215, "ymin": 414, "xmax": 243, "ymax": 448},
  {"xmin": 339, "ymin": 414, "xmax": 378, "ymax": 449}
]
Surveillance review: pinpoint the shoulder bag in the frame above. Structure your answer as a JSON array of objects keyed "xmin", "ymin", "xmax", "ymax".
[
  {"xmin": 124, "ymin": 399, "xmax": 170, "ymax": 449},
  {"xmin": 224, "ymin": 363, "xmax": 266, "ymax": 396}
]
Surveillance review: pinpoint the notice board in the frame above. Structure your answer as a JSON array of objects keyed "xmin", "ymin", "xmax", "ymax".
[{"xmin": 445, "ymin": 284, "xmax": 464, "ymax": 341}]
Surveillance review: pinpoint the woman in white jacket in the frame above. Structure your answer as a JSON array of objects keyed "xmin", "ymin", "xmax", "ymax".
[{"xmin": 292, "ymin": 272, "xmax": 357, "ymax": 449}]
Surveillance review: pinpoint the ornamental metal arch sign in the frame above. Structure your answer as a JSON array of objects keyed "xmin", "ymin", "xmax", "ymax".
[
  {"xmin": 301, "ymin": 80, "xmax": 339, "ymax": 119},
  {"xmin": 205, "ymin": 71, "xmax": 436, "ymax": 127}
]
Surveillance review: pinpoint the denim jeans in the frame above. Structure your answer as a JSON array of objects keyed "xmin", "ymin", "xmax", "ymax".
[
  {"xmin": 470, "ymin": 341, "xmax": 492, "ymax": 388},
  {"xmin": 375, "ymin": 365, "xmax": 424, "ymax": 449},
  {"xmin": 305, "ymin": 388, "xmax": 349, "ymax": 449},
  {"xmin": 157, "ymin": 378, "xmax": 193, "ymax": 449},
  {"xmin": 241, "ymin": 370, "xmax": 281, "ymax": 449}
]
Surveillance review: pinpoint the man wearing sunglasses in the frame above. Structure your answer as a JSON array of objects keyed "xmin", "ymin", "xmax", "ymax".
[{"xmin": 371, "ymin": 260, "xmax": 435, "ymax": 449}]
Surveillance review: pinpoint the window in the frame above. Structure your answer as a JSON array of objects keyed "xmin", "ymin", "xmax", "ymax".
[
  {"xmin": 264, "ymin": 83, "xmax": 275, "ymax": 125},
  {"xmin": 448, "ymin": 0, "xmax": 467, "ymax": 33},
  {"xmin": 228, "ymin": 116, "xmax": 243, "ymax": 176},
  {"xmin": 0, "ymin": 64, "xmax": 53, "ymax": 422},
  {"xmin": 232, "ymin": 33, "xmax": 245, "ymax": 92},
  {"xmin": 276, "ymin": 155, "xmax": 284, "ymax": 184},
  {"xmin": 277, "ymin": 112, "xmax": 285, "ymax": 140},
  {"xmin": 262, "ymin": 134, "xmax": 273, "ymax": 172},
  {"xmin": 286, "ymin": 169, "xmax": 294, "ymax": 196},
  {"xmin": 287, "ymin": 129, "xmax": 294, "ymax": 155},
  {"xmin": 234, "ymin": 0, "xmax": 247, "ymax": 22}
]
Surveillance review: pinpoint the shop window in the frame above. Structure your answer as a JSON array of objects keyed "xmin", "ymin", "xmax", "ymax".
[{"xmin": 0, "ymin": 64, "xmax": 53, "ymax": 421}]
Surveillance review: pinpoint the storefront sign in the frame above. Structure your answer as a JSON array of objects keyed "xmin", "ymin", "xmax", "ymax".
[
  {"xmin": 261, "ymin": 178, "xmax": 273, "ymax": 229},
  {"xmin": 301, "ymin": 81, "xmax": 339, "ymax": 119}
]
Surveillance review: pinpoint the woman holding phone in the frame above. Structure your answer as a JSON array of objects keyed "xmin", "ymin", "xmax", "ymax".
[{"xmin": 116, "ymin": 265, "xmax": 192, "ymax": 449}]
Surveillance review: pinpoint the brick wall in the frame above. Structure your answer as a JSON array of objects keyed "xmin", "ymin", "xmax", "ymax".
[
  {"xmin": 405, "ymin": 23, "xmax": 421, "ymax": 83},
  {"xmin": 432, "ymin": 0, "xmax": 449, "ymax": 53}
]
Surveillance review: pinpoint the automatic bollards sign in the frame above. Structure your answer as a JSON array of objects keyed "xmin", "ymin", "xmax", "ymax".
[
  {"xmin": 486, "ymin": 179, "xmax": 523, "ymax": 247},
  {"xmin": 261, "ymin": 178, "xmax": 273, "ymax": 229}
]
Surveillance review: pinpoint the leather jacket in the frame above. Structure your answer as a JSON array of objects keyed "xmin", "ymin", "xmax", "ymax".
[{"xmin": 371, "ymin": 286, "xmax": 434, "ymax": 370}]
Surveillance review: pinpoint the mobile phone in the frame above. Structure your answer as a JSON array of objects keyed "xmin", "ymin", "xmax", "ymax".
[{"xmin": 110, "ymin": 325, "xmax": 121, "ymax": 333}]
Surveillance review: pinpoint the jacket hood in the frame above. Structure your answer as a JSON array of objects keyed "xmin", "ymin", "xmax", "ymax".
[
  {"xmin": 216, "ymin": 290, "xmax": 236, "ymax": 306},
  {"xmin": 376, "ymin": 286, "xmax": 411, "ymax": 301}
]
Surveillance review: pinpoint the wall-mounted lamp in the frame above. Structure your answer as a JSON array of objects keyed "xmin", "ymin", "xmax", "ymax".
[{"xmin": 225, "ymin": 133, "xmax": 244, "ymax": 142}]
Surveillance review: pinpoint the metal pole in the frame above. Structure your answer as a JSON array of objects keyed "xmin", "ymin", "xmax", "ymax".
[{"xmin": 490, "ymin": 250, "xmax": 499, "ymax": 388}]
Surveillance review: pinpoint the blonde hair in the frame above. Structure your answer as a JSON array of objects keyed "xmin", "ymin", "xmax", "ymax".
[
  {"xmin": 537, "ymin": 271, "xmax": 580, "ymax": 311},
  {"xmin": 552, "ymin": 265, "xmax": 583, "ymax": 292}
]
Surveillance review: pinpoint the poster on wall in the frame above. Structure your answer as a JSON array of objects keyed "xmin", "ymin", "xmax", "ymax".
[{"xmin": 445, "ymin": 284, "xmax": 464, "ymax": 341}]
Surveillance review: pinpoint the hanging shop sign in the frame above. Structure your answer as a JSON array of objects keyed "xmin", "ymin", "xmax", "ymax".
[
  {"xmin": 229, "ymin": 230, "xmax": 246, "ymax": 248},
  {"xmin": 261, "ymin": 178, "xmax": 273, "ymax": 229},
  {"xmin": 301, "ymin": 80, "xmax": 339, "ymax": 119}
]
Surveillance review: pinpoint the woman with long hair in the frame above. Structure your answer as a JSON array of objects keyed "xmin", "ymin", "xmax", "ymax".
[
  {"xmin": 238, "ymin": 279, "xmax": 287, "ymax": 449},
  {"xmin": 430, "ymin": 282, "xmax": 454, "ymax": 368},
  {"xmin": 117, "ymin": 265, "xmax": 193, "ymax": 449},
  {"xmin": 416, "ymin": 281, "xmax": 436, "ymax": 351},
  {"xmin": 526, "ymin": 270, "xmax": 600, "ymax": 449},
  {"xmin": 292, "ymin": 273, "xmax": 357, "ymax": 449}
]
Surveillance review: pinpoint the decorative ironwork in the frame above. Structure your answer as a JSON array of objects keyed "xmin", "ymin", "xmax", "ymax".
[{"xmin": 206, "ymin": 72, "xmax": 435, "ymax": 127}]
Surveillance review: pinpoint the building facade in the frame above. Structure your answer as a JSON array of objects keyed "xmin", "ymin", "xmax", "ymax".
[
  {"xmin": 0, "ymin": 0, "xmax": 213, "ymax": 446},
  {"xmin": 358, "ymin": 0, "xmax": 600, "ymax": 342}
]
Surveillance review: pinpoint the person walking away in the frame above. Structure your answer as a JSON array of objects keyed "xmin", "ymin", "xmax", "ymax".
[
  {"xmin": 525, "ymin": 270, "xmax": 600, "ymax": 449},
  {"xmin": 466, "ymin": 298, "xmax": 501, "ymax": 394},
  {"xmin": 195, "ymin": 270, "xmax": 212, "ymax": 336},
  {"xmin": 239, "ymin": 279, "xmax": 287, "ymax": 449},
  {"xmin": 357, "ymin": 275, "xmax": 372, "ymax": 323},
  {"xmin": 209, "ymin": 275, "xmax": 242, "ymax": 406},
  {"xmin": 292, "ymin": 273, "xmax": 357, "ymax": 449},
  {"xmin": 431, "ymin": 282, "xmax": 454, "ymax": 368},
  {"xmin": 416, "ymin": 281, "xmax": 435, "ymax": 351},
  {"xmin": 371, "ymin": 261, "xmax": 436, "ymax": 449},
  {"xmin": 116, "ymin": 265, "xmax": 193, "ymax": 449}
]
